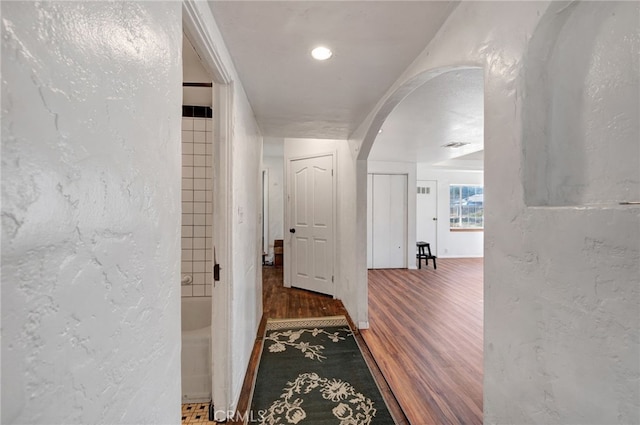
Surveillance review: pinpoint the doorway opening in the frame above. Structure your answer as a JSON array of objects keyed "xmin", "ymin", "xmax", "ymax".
[
  {"xmin": 285, "ymin": 153, "xmax": 336, "ymax": 297},
  {"xmin": 363, "ymin": 67, "xmax": 485, "ymax": 424},
  {"xmin": 182, "ymin": 3, "xmax": 236, "ymax": 419},
  {"xmin": 180, "ymin": 32, "xmax": 214, "ymax": 405}
]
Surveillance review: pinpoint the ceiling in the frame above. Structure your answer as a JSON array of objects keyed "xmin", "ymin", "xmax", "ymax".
[
  {"xmin": 208, "ymin": 1, "xmax": 458, "ymax": 140},
  {"xmin": 368, "ymin": 68, "xmax": 484, "ymax": 168},
  {"xmin": 206, "ymin": 1, "xmax": 483, "ymax": 170}
]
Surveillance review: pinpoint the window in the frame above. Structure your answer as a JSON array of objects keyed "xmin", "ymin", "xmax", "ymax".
[{"xmin": 450, "ymin": 185, "xmax": 484, "ymax": 229}]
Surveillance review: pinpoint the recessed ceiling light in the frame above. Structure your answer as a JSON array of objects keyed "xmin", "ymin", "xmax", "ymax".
[
  {"xmin": 378, "ymin": 129, "xmax": 383, "ymax": 134},
  {"xmin": 311, "ymin": 46, "xmax": 333, "ymax": 61}
]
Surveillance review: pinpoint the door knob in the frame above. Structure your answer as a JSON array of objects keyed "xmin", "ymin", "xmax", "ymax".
[
  {"xmin": 289, "ymin": 228, "xmax": 296, "ymax": 233},
  {"xmin": 433, "ymin": 217, "xmax": 438, "ymax": 221}
]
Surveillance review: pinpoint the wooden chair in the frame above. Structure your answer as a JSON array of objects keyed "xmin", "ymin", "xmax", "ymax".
[{"xmin": 416, "ymin": 241, "xmax": 437, "ymax": 269}]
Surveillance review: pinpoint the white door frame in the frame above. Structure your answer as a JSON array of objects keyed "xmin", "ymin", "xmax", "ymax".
[
  {"xmin": 183, "ymin": 1, "xmax": 233, "ymax": 418},
  {"xmin": 284, "ymin": 152, "xmax": 337, "ymax": 295}
]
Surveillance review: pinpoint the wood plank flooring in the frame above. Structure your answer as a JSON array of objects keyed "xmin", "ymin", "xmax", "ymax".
[
  {"xmin": 219, "ymin": 259, "xmax": 483, "ymax": 425},
  {"xmin": 231, "ymin": 266, "xmax": 409, "ymax": 425},
  {"xmin": 362, "ymin": 258, "xmax": 483, "ymax": 425}
]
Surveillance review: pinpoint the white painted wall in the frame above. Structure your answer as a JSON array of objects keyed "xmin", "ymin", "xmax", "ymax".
[
  {"xmin": 263, "ymin": 155, "xmax": 284, "ymax": 263},
  {"xmin": 182, "ymin": 35, "xmax": 212, "ymax": 107},
  {"xmin": 1, "ymin": 2, "xmax": 182, "ymax": 423},
  {"xmin": 367, "ymin": 161, "xmax": 417, "ymax": 269},
  {"xmin": 416, "ymin": 165, "xmax": 484, "ymax": 258},
  {"xmin": 338, "ymin": 144, "xmax": 364, "ymax": 327},
  {"xmin": 523, "ymin": 2, "xmax": 639, "ymax": 207},
  {"xmin": 230, "ymin": 87, "xmax": 263, "ymax": 408},
  {"xmin": 351, "ymin": 1, "xmax": 639, "ymax": 423}
]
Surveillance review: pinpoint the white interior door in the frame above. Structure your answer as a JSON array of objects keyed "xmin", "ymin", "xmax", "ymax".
[
  {"xmin": 371, "ymin": 174, "xmax": 407, "ymax": 268},
  {"xmin": 416, "ymin": 180, "xmax": 438, "ymax": 254},
  {"xmin": 289, "ymin": 155, "xmax": 335, "ymax": 295}
]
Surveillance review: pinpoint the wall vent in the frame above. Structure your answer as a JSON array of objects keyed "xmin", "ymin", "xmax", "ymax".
[{"xmin": 441, "ymin": 141, "xmax": 470, "ymax": 148}]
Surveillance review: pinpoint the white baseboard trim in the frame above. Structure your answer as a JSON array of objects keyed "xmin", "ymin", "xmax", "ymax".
[{"xmin": 358, "ymin": 321, "xmax": 370, "ymax": 330}]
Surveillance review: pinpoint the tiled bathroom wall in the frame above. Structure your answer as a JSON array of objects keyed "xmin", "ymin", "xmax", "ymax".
[{"xmin": 181, "ymin": 111, "xmax": 213, "ymax": 297}]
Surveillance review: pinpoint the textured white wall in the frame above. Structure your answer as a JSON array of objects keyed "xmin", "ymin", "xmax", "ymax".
[
  {"xmin": 230, "ymin": 83, "xmax": 264, "ymax": 408},
  {"xmin": 352, "ymin": 1, "xmax": 639, "ymax": 423},
  {"xmin": 335, "ymin": 142, "xmax": 363, "ymax": 326},
  {"xmin": 263, "ymin": 155, "xmax": 284, "ymax": 262},
  {"xmin": 416, "ymin": 165, "xmax": 484, "ymax": 258},
  {"xmin": 523, "ymin": 2, "xmax": 639, "ymax": 207},
  {"xmin": 487, "ymin": 3, "xmax": 639, "ymax": 423},
  {"xmin": 1, "ymin": 2, "xmax": 182, "ymax": 424}
]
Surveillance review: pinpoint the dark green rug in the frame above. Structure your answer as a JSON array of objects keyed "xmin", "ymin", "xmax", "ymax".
[{"xmin": 249, "ymin": 316, "xmax": 396, "ymax": 424}]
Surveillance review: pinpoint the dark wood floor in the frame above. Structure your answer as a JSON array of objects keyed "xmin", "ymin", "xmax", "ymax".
[
  {"xmin": 362, "ymin": 258, "xmax": 484, "ymax": 425},
  {"xmin": 233, "ymin": 259, "xmax": 483, "ymax": 425}
]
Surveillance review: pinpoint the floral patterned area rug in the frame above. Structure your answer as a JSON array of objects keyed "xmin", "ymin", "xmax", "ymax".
[{"xmin": 248, "ymin": 316, "xmax": 396, "ymax": 425}]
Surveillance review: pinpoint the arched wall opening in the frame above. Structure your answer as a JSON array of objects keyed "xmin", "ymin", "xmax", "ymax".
[
  {"xmin": 358, "ymin": 66, "xmax": 482, "ymax": 162},
  {"xmin": 366, "ymin": 68, "xmax": 484, "ymax": 262},
  {"xmin": 358, "ymin": 65, "xmax": 485, "ymax": 424}
]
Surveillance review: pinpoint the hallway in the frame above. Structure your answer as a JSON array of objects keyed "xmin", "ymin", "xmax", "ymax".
[
  {"xmin": 223, "ymin": 260, "xmax": 483, "ymax": 425},
  {"xmin": 228, "ymin": 267, "xmax": 409, "ymax": 425},
  {"xmin": 3, "ymin": 3, "xmax": 637, "ymax": 423}
]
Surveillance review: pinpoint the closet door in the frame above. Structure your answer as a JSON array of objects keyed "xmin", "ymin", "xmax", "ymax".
[{"xmin": 371, "ymin": 174, "xmax": 407, "ymax": 268}]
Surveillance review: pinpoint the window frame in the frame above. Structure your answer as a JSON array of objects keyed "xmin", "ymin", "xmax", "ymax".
[{"xmin": 449, "ymin": 184, "xmax": 484, "ymax": 231}]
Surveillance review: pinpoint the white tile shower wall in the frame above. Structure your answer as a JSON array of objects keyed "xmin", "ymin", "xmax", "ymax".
[{"xmin": 182, "ymin": 117, "xmax": 213, "ymax": 297}]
